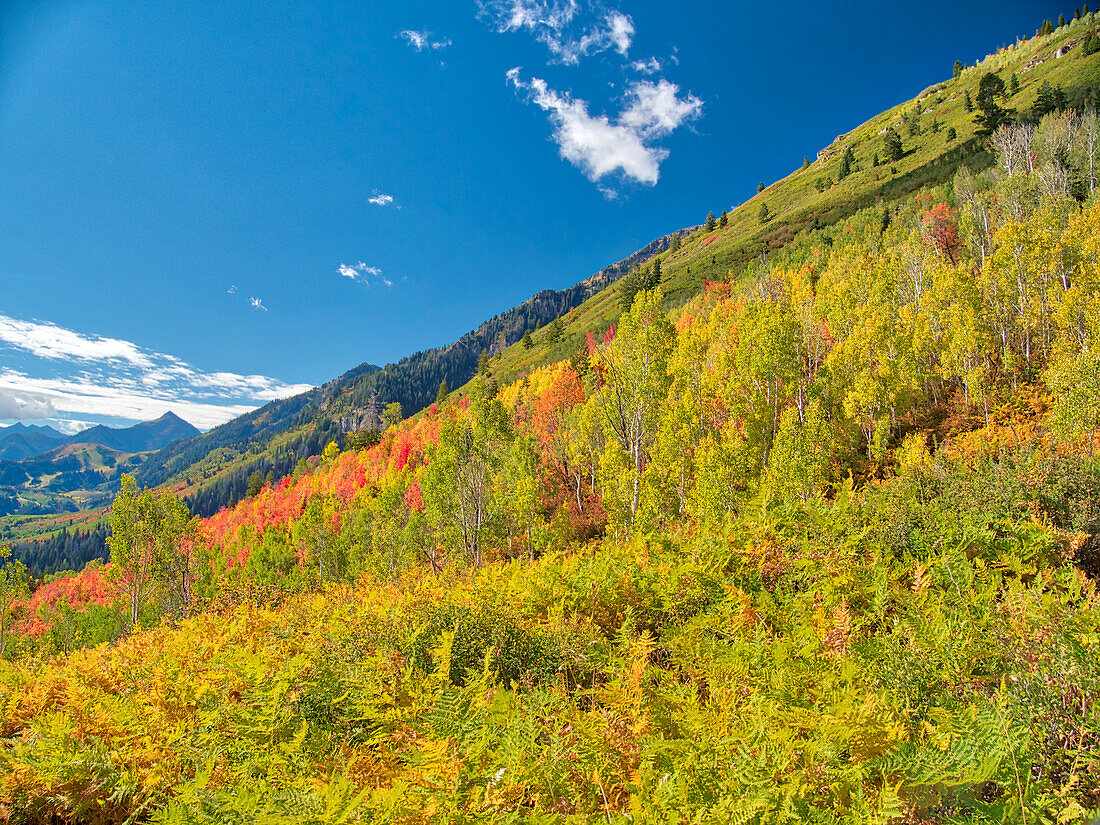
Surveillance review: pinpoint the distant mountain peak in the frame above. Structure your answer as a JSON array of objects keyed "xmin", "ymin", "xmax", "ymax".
[{"xmin": 155, "ymin": 411, "xmax": 188, "ymax": 424}]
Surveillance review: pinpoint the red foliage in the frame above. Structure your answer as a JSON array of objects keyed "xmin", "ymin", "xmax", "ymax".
[
  {"xmin": 703, "ymin": 280, "xmax": 731, "ymax": 295},
  {"xmin": 585, "ymin": 331, "xmax": 598, "ymax": 357},
  {"xmin": 15, "ymin": 564, "xmax": 119, "ymax": 638},
  {"xmin": 603, "ymin": 324, "xmax": 616, "ymax": 344},
  {"xmin": 922, "ymin": 202, "xmax": 961, "ymax": 265},
  {"xmin": 404, "ymin": 480, "xmax": 424, "ymax": 512},
  {"xmin": 393, "ymin": 440, "xmax": 412, "ymax": 473},
  {"xmin": 198, "ymin": 402, "xmax": 450, "ymax": 568},
  {"xmin": 703, "ymin": 235, "xmax": 717, "ymax": 246}
]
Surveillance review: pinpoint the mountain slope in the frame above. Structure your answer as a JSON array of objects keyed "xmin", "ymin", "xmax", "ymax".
[
  {"xmin": 460, "ymin": 19, "xmax": 1100, "ymax": 391},
  {"xmin": 0, "ymin": 423, "xmax": 66, "ymax": 461},
  {"xmin": 132, "ymin": 231, "xmax": 686, "ymax": 514},
  {"xmin": 64, "ymin": 412, "xmax": 200, "ymax": 453},
  {"xmin": 14, "ymin": 13, "xmax": 1100, "ymax": 548}
]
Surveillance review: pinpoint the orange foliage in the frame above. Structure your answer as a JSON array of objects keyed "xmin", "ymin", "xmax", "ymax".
[
  {"xmin": 528, "ymin": 366, "xmax": 585, "ymax": 452},
  {"xmin": 15, "ymin": 565, "xmax": 119, "ymax": 638}
]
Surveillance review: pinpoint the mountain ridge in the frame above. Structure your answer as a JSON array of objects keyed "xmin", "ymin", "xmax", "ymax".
[{"xmin": 0, "ymin": 412, "xmax": 199, "ymax": 461}]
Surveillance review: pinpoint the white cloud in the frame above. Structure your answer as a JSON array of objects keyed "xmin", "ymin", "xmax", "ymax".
[
  {"xmin": 479, "ymin": 1, "xmax": 632, "ymax": 64},
  {"xmin": 227, "ymin": 284, "xmax": 238, "ymax": 294},
  {"xmin": 0, "ymin": 314, "xmax": 314, "ymax": 430},
  {"xmin": 606, "ymin": 12, "xmax": 634, "ymax": 56},
  {"xmin": 0, "ymin": 315, "xmax": 153, "ymax": 367},
  {"xmin": 368, "ymin": 193, "xmax": 394, "ymax": 206},
  {"xmin": 398, "ymin": 29, "xmax": 451, "ymax": 51},
  {"xmin": 0, "ymin": 370, "xmax": 261, "ymax": 430},
  {"xmin": 508, "ymin": 71, "xmax": 701, "ymax": 186},
  {"xmin": 490, "ymin": 0, "xmax": 578, "ymax": 32},
  {"xmin": 250, "ymin": 297, "xmax": 267, "ymax": 312},
  {"xmin": 620, "ymin": 79, "xmax": 703, "ymax": 138},
  {"xmin": 0, "ymin": 388, "xmax": 55, "ymax": 420},
  {"xmin": 51, "ymin": 418, "xmax": 96, "ymax": 436},
  {"xmin": 338, "ymin": 261, "xmax": 392, "ymax": 287},
  {"xmin": 631, "ymin": 57, "xmax": 662, "ymax": 74}
]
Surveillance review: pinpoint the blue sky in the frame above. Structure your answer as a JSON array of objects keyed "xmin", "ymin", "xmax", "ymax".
[{"xmin": 0, "ymin": 0, "xmax": 1062, "ymax": 431}]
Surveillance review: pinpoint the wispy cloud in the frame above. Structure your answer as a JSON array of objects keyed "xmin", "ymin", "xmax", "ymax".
[
  {"xmin": 0, "ymin": 314, "xmax": 312, "ymax": 429},
  {"xmin": 631, "ymin": 57, "xmax": 662, "ymax": 74},
  {"xmin": 368, "ymin": 193, "xmax": 394, "ymax": 206},
  {"xmin": 250, "ymin": 297, "xmax": 267, "ymax": 312},
  {"xmin": 227, "ymin": 284, "xmax": 238, "ymax": 295},
  {"xmin": 398, "ymin": 29, "xmax": 452, "ymax": 51},
  {"xmin": 507, "ymin": 70, "xmax": 701, "ymax": 187},
  {"xmin": 338, "ymin": 261, "xmax": 392, "ymax": 287},
  {"xmin": 479, "ymin": 1, "xmax": 633, "ymax": 64},
  {"xmin": 0, "ymin": 315, "xmax": 154, "ymax": 367}
]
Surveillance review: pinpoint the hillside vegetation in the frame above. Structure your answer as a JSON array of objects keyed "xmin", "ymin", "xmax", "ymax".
[
  {"xmin": 3, "ymin": 14, "xmax": 1100, "ymax": 825},
  {"xmin": 14, "ymin": 14, "xmax": 1100, "ymax": 566}
]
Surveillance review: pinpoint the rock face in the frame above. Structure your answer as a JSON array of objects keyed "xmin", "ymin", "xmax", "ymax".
[{"xmin": 338, "ymin": 411, "xmax": 381, "ymax": 434}]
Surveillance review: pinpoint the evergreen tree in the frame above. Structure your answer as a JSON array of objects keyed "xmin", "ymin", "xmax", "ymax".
[
  {"xmin": 872, "ymin": 152, "xmax": 880, "ymax": 167},
  {"xmin": 545, "ymin": 317, "xmax": 565, "ymax": 344},
  {"xmin": 521, "ymin": 330, "xmax": 533, "ymax": 350},
  {"xmin": 1009, "ymin": 72, "xmax": 1020, "ymax": 96},
  {"xmin": 719, "ymin": 209, "xmax": 728, "ymax": 228},
  {"xmin": 880, "ymin": 206, "xmax": 891, "ymax": 233},
  {"xmin": 1076, "ymin": 8, "xmax": 1082, "ymax": 20},
  {"xmin": 756, "ymin": 182, "xmax": 765, "ymax": 193},
  {"xmin": 669, "ymin": 233, "xmax": 681, "ymax": 253},
  {"xmin": 704, "ymin": 211, "xmax": 716, "ymax": 231},
  {"xmin": 1059, "ymin": 13, "xmax": 1067, "ymax": 27},
  {"xmin": 974, "ymin": 72, "xmax": 1011, "ymax": 136},
  {"xmin": 345, "ymin": 428, "xmax": 381, "ymax": 451},
  {"xmin": 953, "ymin": 59, "xmax": 964, "ymax": 80},
  {"xmin": 946, "ymin": 126, "xmax": 957, "ymax": 141},
  {"xmin": 651, "ymin": 256, "xmax": 662, "ymax": 284},
  {"xmin": 964, "ymin": 89, "xmax": 973, "ymax": 112},
  {"xmin": 1040, "ymin": 19, "xmax": 1055, "ymax": 35},
  {"xmin": 477, "ymin": 349, "xmax": 490, "ymax": 375},
  {"xmin": 435, "ymin": 379, "xmax": 450, "ymax": 406},
  {"xmin": 758, "ymin": 202, "xmax": 771, "ymax": 223},
  {"xmin": 906, "ymin": 103, "xmax": 922, "ymax": 136},
  {"xmin": 619, "ymin": 268, "xmax": 641, "ymax": 311},
  {"xmin": 1032, "ymin": 81, "xmax": 1067, "ymax": 118},
  {"xmin": 802, "ymin": 156, "xmax": 810, "ymax": 169},
  {"xmin": 837, "ymin": 146, "xmax": 855, "ymax": 180},
  {"xmin": 245, "ymin": 471, "xmax": 263, "ymax": 498}
]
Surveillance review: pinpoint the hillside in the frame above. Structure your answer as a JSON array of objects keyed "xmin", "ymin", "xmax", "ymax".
[
  {"xmin": 0, "ymin": 413, "xmax": 200, "ymax": 529},
  {"xmin": 0, "ymin": 424, "xmax": 65, "ymax": 461},
  {"xmin": 133, "ymin": 232, "xmax": 685, "ymax": 517},
  {"xmin": 474, "ymin": 17, "xmax": 1100, "ymax": 389},
  {"xmin": 4, "ymin": 14, "xmax": 1100, "ymax": 823},
  {"xmin": 133, "ymin": 20, "xmax": 1100, "ymax": 506},
  {"xmin": 11, "ymin": 13, "xmax": 1100, "ymax": 572},
  {"xmin": 5, "ymin": 172, "xmax": 1100, "ymax": 821}
]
